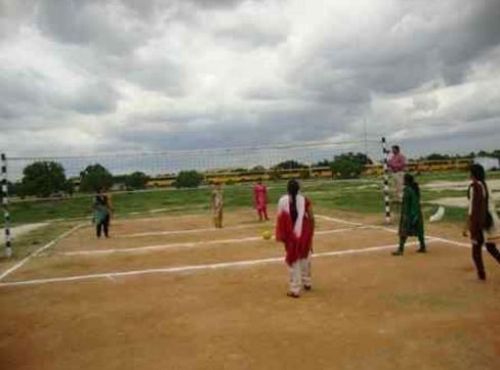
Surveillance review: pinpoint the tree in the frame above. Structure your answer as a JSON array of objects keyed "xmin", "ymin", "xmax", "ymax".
[
  {"xmin": 251, "ymin": 165, "xmax": 266, "ymax": 172},
  {"xmin": 64, "ymin": 179, "xmax": 75, "ymax": 196},
  {"xmin": 274, "ymin": 160, "xmax": 308, "ymax": 170},
  {"xmin": 125, "ymin": 172, "xmax": 149, "ymax": 190},
  {"xmin": 175, "ymin": 170, "xmax": 204, "ymax": 188},
  {"xmin": 330, "ymin": 152, "xmax": 368, "ymax": 179},
  {"xmin": 21, "ymin": 161, "xmax": 67, "ymax": 197},
  {"xmin": 314, "ymin": 159, "xmax": 331, "ymax": 167},
  {"xmin": 425, "ymin": 153, "xmax": 450, "ymax": 161},
  {"xmin": 79, "ymin": 164, "xmax": 113, "ymax": 192}
]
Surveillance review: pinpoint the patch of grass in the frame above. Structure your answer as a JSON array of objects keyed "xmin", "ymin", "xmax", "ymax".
[{"xmin": 7, "ymin": 171, "xmax": 485, "ymax": 225}]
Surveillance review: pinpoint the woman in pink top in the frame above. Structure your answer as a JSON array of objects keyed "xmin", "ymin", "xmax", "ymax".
[
  {"xmin": 388, "ymin": 145, "xmax": 407, "ymax": 201},
  {"xmin": 253, "ymin": 179, "xmax": 269, "ymax": 221}
]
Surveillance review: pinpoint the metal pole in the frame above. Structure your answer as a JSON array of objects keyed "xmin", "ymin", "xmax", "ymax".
[
  {"xmin": 1, "ymin": 153, "xmax": 12, "ymax": 258},
  {"xmin": 381, "ymin": 138, "xmax": 391, "ymax": 224}
]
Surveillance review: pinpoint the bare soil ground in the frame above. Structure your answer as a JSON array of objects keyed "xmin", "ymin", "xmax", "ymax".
[{"xmin": 0, "ymin": 209, "xmax": 499, "ymax": 370}]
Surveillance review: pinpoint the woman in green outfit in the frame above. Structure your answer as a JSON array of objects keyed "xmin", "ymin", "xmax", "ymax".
[{"xmin": 392, "ymin": 174, "xmax": 426, "ymax": 256}]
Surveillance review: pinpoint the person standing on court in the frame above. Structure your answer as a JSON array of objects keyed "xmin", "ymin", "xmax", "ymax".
[
  {"xmin": 93, "ymin": 187, "xmax": 112, "ymax": 238},
  {"xmin": 388, "ymin": 145, "xmax": 407, "ymax": 202},
  {"xmin": 275, "ymin": 179, "xmax": 315, "ymax": 298},
  {"xmin": 464, "ymin": 164, "xmax": 500, "ymax": 280},
  {"xmin": 253, "ymin": 179, "xmax": 269, "ymax": 221},
  {"xmin": 392, "ymin": 174, "xmax": 426, "ymax": 256},
  {"xmin": 211, "ymin": 182, "xmax": 224, "ymax": 228}
]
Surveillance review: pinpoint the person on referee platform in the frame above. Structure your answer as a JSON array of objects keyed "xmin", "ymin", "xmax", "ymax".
[
  {"xmin": 93, "ymin": 187, "xmax": 112, "ymax": 238},
  {"xmin": 388, "ymin": 145, "xmax": 407, "ymax": 202}
]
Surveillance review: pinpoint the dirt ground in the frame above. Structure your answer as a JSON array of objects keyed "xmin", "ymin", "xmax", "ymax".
[{"xmin": 0, "ymin": 209, "xmax": 499, "ymax": 370}]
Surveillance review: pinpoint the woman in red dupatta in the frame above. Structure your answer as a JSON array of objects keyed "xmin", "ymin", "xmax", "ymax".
[{"xmin": 275, "ymin": 179, "xmax": 315, "ymax": 298}]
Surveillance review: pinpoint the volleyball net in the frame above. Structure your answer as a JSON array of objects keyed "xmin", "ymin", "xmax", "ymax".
[
  {"xmin": 1, "ymin": 138, "xmax": 388, "ymax": 258},
  {"xmin": 3, "ymin": 139, "xmax": 383, "ymax": 181}
]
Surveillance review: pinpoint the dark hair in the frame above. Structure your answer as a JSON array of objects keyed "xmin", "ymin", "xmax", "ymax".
[
  {"xmin": 95, "ymin": 194, "xmax": 108, "ymax": 206},
  {"xmin": 392, "ymin": 145, "xmax": 400, "ymax": 152},
  {"xmin": 287, "ymin": 179, "xmax": 300, "ymax": 224},
  {"xmin": 469, "ymin": 164, "xmax": 492, "ymax": 229},
  {"xmin": 404, "ymin": 173, "xmax": 420, "ymax": 198},
  {"xmin": 470, "ymin": 163, "xmax": 486, "ymax": 182}
]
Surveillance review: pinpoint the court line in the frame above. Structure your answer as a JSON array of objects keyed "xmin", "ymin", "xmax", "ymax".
[
  {"xmin": 56, "ymin": 226, "xmax": 371, "ymax": 257},
  {"xmin": 0, "ymin": 223, "xmax": 85, "ymax": 281},
  {"xmin": 118, "ymin": 223, "xmax": 260, "ymax": 238},
  {"xmin": 316, "ymin": 215, "xmax": 363, "ymax": 226},
  {"xmin": 317, "ymin": 214, "xmax": 471, "ymax": 249},
  {"xmin": 0, "ymin": 240, "xmax": 430, "ymax": 288},
  {"xmin": 366, "ymin": 225, "xmax": 470, "ymax": 248}
]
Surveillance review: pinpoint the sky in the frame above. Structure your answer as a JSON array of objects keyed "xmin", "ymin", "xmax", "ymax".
[{"xmin": 1, "ymin": 0, "xmax": 500, "ymax": 163}]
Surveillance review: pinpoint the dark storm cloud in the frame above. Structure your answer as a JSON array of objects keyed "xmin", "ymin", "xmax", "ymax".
[
  {"xmin": 57, "ymin": 81, "xmax": 120, "ymax": 115},
  {"xmin": 116, "ymin": 101, "xmax": 355, "ymax": 152},
  {"xmin": 0, "ymin": 69, "xmax": 119, "ymax": 127},
  {"xmin": 293, "ymin": 0, "xmax": 500, "ymax": 96},
  {"xmin": 35, "ymin": 0, "xmax": 154, "ymax": 55}
]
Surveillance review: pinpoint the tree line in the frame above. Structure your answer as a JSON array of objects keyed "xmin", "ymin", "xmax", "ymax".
[
  {"xmin": 419, "ymin": 150, "xmax": 500, "ymax": 161},
  {"xmin": 6, "ymin": 162, "xmax": 149, "ymax": 198},
  {"xmin": 6, "ymin": 148, "xmax": 496, "ymax": 198}
]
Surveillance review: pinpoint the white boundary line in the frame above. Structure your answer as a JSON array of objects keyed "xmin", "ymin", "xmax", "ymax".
[
  {"xmin": 364, "ymin": 224, "xmax": 470, "ymax": 249},
  {"xmin": 0, "ymin": 240, "xmax": 427, "ymax": 288},
  {"xmin": 316, "ymin": 215, "xmax": 362, "ymax": 226},
  {"xmin": 118, "ymin": 223, "xmax": 260, "ymax": 238},
  {"xmin": 0, "ymin": 223, "xmax": 85, "ymax": 281},
  {"xmin": 57, "ymin": 226, "xmax": 371, "ymax": 257}
]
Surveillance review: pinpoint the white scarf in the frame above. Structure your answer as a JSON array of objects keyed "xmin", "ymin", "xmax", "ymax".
[{"xmin": 278, "ymin": 194, "xmax": 306, "ymax": 238}]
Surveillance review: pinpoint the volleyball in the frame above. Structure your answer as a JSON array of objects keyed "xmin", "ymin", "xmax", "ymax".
[{"xmin": 262, "ymin": 230, "xmax": 272, "ymax": 240}]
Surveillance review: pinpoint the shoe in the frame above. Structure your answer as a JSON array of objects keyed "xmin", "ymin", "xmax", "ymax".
[
  {"xmin": 416, "ymin": 248, "xmax": 426, "ymax": 253},
  {"xmin": 304, "ymin": 285, "xmax": 312, "ymax": 291},
  {"xmin": 287, "ymin": 292, "xmax": 300, "ymax": 298},
  {"xmin": 392, "ymin": 250, "xmax": 403, "ymax": 256}
]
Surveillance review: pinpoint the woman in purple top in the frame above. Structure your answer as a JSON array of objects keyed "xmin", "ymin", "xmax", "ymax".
[{"xmin": 388, "ymin": 145, "xmax": 407, "ymax": 201}]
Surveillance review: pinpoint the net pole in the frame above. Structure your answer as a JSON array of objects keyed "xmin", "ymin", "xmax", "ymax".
[
  {"xmin": 1, "ymin": 153, "xmax": 12, "ymax": 258},
  {"xmin": 381, "ymin": 138, "xmax": 392, "ymax": 224}
]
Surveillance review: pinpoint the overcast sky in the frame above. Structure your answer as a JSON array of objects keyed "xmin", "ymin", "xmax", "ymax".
[{"xmin": 1, "ymin": 0, "xmax": 500, "ymax": 160}]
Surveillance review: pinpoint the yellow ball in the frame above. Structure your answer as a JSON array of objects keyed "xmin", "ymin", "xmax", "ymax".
[{"xmin": 262, "ymin": 230, "xmax": 272, "ymax": 240}]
